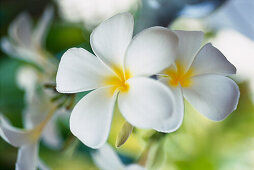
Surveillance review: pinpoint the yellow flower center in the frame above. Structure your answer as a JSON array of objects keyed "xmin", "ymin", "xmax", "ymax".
[
  {"xmin": 104, "ymin": 65, "xmax": 132, "ymax": 96},
  {"xmin": 163, "ymin": 62, "xmax": 194, "ymax": 88}
]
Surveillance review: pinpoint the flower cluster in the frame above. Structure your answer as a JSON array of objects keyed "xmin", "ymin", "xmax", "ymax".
[{"xmin": 56, "ymin": 13, "xmax": 239, "ymax": 149}]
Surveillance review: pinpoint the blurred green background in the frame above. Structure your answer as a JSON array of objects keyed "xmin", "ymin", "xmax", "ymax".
[{"xmin": 0, "ymin": 0, "xmax": 254, "ymax": 169}]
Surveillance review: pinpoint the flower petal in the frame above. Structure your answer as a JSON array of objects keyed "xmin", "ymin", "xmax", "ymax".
[
  {"xmin": 33, "ymin": 6, "xmax": 54, "ymax": 46},
  {"xmin": 190, "ymin": 43, "xmax": 236, "ymax": 76},
  {"xmin": 92, "ymin": 144, "xmax": 124, "ymax": 170},
  {"xmin": 9, "ymin": 12, "xmax": 32, "ymax": 48},
  {"xmin": 125, "ymin": 27, "xmax": 178, "ymax": 76},
  {"xmin": 183, "ymin": 75, "xmax": 240, "ymax": 121},
  {"xmin": 70, "ymin": 87, "xmax": 117, "ymax": 149},
  {"xmin": 91, "ymin": 12, "xmax": 134, "ymax": 68},
  {"xmin": 16, "ymin": 143, "xmax": 38, "ymax": 170},
  {"xmin": 173, "ymin": 30, "xmax": 204, "ymax": 71},
  {"xmin": 154, "ymin": 79, "xmax": 184, "ymax": 133},
  {"xmin": 118, "ymin": 77, "xmax": 175, "ymax": 128},
  {"xmin": 56, "ymin": 48, "xmax": 114, "ymax": 93},
  {"xmin": 0, "ymin": 114, "xmax": 36, "ymax": 147}
]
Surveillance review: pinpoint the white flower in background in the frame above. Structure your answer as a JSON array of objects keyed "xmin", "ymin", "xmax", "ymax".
[
  {"xmin": 0, "ymin": 91, "xmax": 64, "ymax": 170},
  {"xmin": 1, "ymin": 6, "xmax": 59, "ymax": 106},
  {"xmin": 92, "ymin": 144, "xmax": 145, "ymax": 170},
  {"xmin": 1, "ymin": 5, "xmax": 65, "ymax": 150},
  {"xmin": 155, "ymin": 30, "xmax": 240, "ymax": 133},
  {"xmin": 1, "ymin": 6, "xmax": 55, "ymax": 71},
  {"xmin": 56, "ymin": 13, "xmax": 178, "ymax": 148},
  {"xmin": 15, "ymin": 62, "xmax": 64, "ymax": 149},
  {"xmin": 23, "ymin": 91, "xmax": 64, "ymax": 149},
  {"xmin": 0, "ymin": 114, "xmax": 41, "ymax": 170},
  {"xmin": 56, "ymin": 0, "xmax": 139, "ymax": 30},
  {"xmin": 0, "ymin": 101, "xmax": 56, "ymax": 170}
]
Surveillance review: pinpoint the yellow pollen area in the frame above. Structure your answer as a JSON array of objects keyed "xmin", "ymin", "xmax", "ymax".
[
  {"xmin": 163, "ymin": 62, "xmax": 194, "ymax": 88},
  {"xmin": 103, "ymin": 65, "xmax": 132, "ymax": 96}
]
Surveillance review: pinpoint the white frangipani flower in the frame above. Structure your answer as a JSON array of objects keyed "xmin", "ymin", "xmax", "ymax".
[
  {"xmin": 155, "ymin": 30, "xmax": 240, "ymax": 133},
  {"xmin": 92, "ymin": 144, "xmax": 145, "ymax": 170},
  {"xmin": 0, "ymin": 107, "xmax": 55, "ymax": 170},
  {"xmin": 56, "ymin": 13, "xmax": 178, "ymax": 148},
  {"xmin": 0, "ymin": 90, "xmax": 64, "ymax": 169},
  {"xmin": 0, "ymin": 6, "xmax": 55, "ymax": 70}
]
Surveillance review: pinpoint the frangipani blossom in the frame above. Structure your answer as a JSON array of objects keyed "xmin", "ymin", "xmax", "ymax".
[
  {"xmin": 0, "ymin": 105, "xmax": 55, "ymax": 170},
  {"xmin": 0, "ymin": 88, "xmax": 65, "ymax": 169},
  {"xmin": 155, "ymin": 30, "xmax": 240, "ymax": 133},
  {"xmin": 92, "ymin": 144, "xmax": 145, "ymax": 170},
  {"xmin": 56, "ymin": 13, "xmax": 178, "ymax": 148},
  {"xmin": 0, "ymin": 6, "xmax": 56, "ymax": 72},
  {"xmin": 1, "ymin": 6, "xmax": 58, "ymax": 98},
  {"xmin": 0, "ymin": 115, "xmax": 41, "ymax": 170}
]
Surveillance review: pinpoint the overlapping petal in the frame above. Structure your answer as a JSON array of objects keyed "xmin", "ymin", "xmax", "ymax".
[
  {"xmin": 173, "ymin": 30, "xmax": 204, "ymax": 71},
  {"xmin": 190, "ymin": 43, "xmax": 236, "ymax": 76},
  {"xmin": 125, "ymin": 27, "xmax": 178, "ymax": 76},
  {"xmin": 70, "ymin": 87, "xmax": 117, "ymax": 149},
  {"xmin": 91, "ymin": 12, "xmax": 134, "ymax": 68},
  {"xmin": 154, "ymin": 79, "xmax": 184, "ymax": 133},
  {"xmin": 56, "ymin": 48, "xmax": 114, "ymax": 93},
  {"xmin": 183, "ymin": 75, "xmax": 240, "ymax": 121},
  {"xmin": 118, "ymin": 77, "xmax": 175, "ymax": 128},
  {"xmin": 16, "ymin": 143, "xmax": 38, "ymax": 170}
]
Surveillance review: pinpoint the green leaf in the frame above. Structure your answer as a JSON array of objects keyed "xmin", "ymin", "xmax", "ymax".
[{"xmin": 115, "ymin": 121, "xmax": 133, "ymax": 148}]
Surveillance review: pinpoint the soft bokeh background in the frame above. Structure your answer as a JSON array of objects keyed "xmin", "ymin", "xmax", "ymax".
[{"xmin": 0, "ymin": 0, "xmax": 254, "ymax": 169}]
